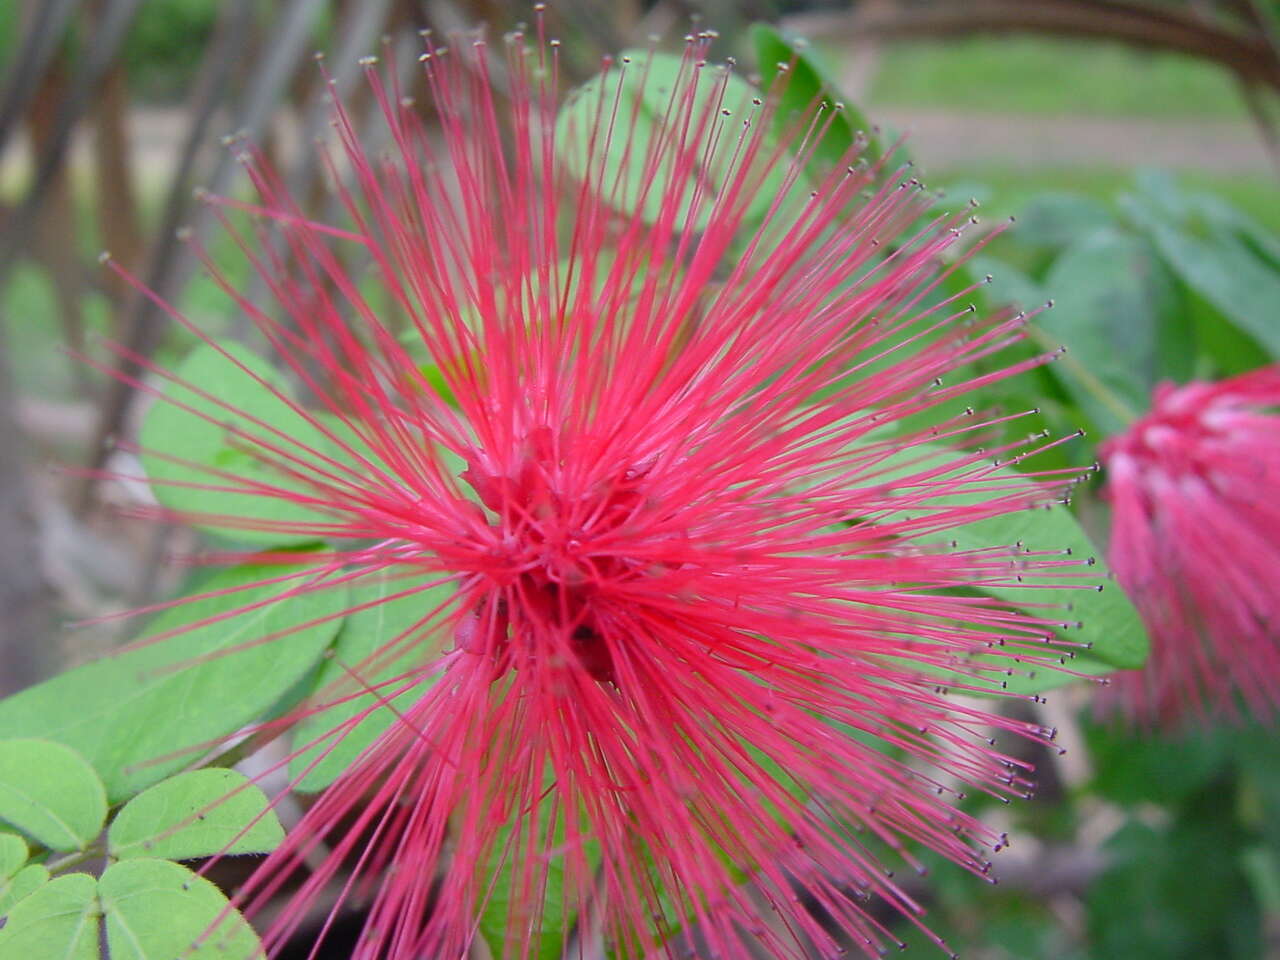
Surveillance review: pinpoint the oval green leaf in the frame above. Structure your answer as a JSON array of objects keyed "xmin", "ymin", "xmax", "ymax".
[
  {"xmin": 0, "ymin": 872, "xmax": 100, "ymax": 960},
  {"xmin": 556, "ymin": 50, "xmax": 788, "ymax": 230},
  {"xmin": 1122, "ymin": 193, "xmax": 1280, "ymax": 361},
  {"xmin": 932, "ymin": 451, "xmax": 1146, "ymax": 670},
  {"xmin": 289, "ymin": 571, "xmax": 450, "ymax": 792},
  {"xmin": 1040, "ymin": 228, "xmax": 1173, "ymax": 434},
  {"xmin": 750, "ymin": 22, "xmax": 882, "ymax": 171},
  {"xmin": 0, "ymin": 831, "xmax": 27, "ymax": 879},
  {"xmin": 108, "ymin": 769, "xmax": 284, "ymax": 861},
  {"xmin": 0, "ymin": 556, "xmax": 348, "ymax": 802},
  {"xmin": 847, "ymin": 439, "xmax": 1149, "ymax": 687},
  {"xmin": 99, "ymin": 858, "xmax": 264, "ymax": 960},
  {"xmin": 1012, "ymin": 191, "xmax": 1115, "ymax": 252},
  {"xmin": 140, "ymin": 341, "xmax": 340, "ymax": 545},
  {"xmin": 0, "ymin": 864, "xmax": 49, "ymax": 918},
  {"xmin": 0, "ymin": 740, "xmax": 106, "ymax": 852},
  {"xmin": 479, "ymin": 791, "xmax": 599, "ymax": 960}
]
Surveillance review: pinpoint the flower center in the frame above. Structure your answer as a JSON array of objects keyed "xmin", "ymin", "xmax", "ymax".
[{"xmin": 454, "ymin": 433, "xmax": 656, "ymax": 684}]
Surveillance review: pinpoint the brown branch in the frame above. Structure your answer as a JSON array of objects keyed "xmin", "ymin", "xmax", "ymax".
[
  {"xmin": 789, "ymin": 0, "xmax": 1280, "ymax": 93},
  {"xmin": 1236, "ymin": 77, "xmax": 1280, "ymax": 174},
  {"xmin": 80, "ymin": 0, "xmax": 332, "ymax": 511},
  {"xmin": 91, "ymin": 57, "xmax": 144, "ymax": 310},
  {"xmin": 26, "ymin": 60, "xmax": 94, "ymax": 400},
  {"xmin": 0, "ymin": 330, "xmax": 54, "ymax": 695}
]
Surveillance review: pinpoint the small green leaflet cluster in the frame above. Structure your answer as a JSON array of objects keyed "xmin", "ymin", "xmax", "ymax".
[
  {"xmin": 0, "ymin": 348, "xmax": 442, "ymax": 953},
  {"xmin": 0, "ymin": 557, "xmax": 350, "ymax": 803},
  {"xmin": 0, "ymin": 740, "xmax": 280, "ymax": 959}
]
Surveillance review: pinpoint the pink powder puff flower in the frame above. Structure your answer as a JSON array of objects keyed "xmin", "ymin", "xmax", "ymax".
[
  {"xmin": 104, "ymin": 26, "xmax": 1097, "ymax": 960},
  {"xmin": 1098, "ymin": 367, "xmax": 1280, "ymax": 727}
]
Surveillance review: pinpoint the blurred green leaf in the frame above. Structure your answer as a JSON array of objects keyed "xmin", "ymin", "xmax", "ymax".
[
  {"xmin": 749, "ymin": 23, "xmax": 881, "ymax": 170},
  {"xmin": 289, "ymin": 570, "xmax": 450, "ymax": 792},
  {"xmin": 1184, "ymin": 283, "xmax": 1270, "ymax": 378},
  {"xmin": 140, "ymin": 341, "xmax": 339, "ymax": 545},
  {"xmin": 1039, "ymin": 228, "xmax": 1173, "ymax": 434},
  {"xmin": 98, "ymin": 859, "xmax": 264, "ymax": 959},
  {"xmin": 1123, "ymin": 195, "xmax": 1280, "ymax": 361},
  {"xmin": 1130, "ymin": 167, "xmax": 1280, "ymax": 271},
  {"xmin": 1014, "ymin": 192, "xmax": 1115, "ymax": 252},
  {"xmin": 971, "ymin": 254, "xmax": 1045, "ymax": 314},
  {"xmin": 1082, "ymin": 719, "xmax": 1231, "ymax": 806},
  {"xmin": 108, "ymin": 769, "xmax": 283, "ymax": 861},
  {"xmin": 0, "ymin": 557, "xmax": 347, "ymax": 802},
  {"xmin": 479, "ymin": 791, "xmax": 598, "ymax": 960},
  {"xmin": 556, "ymin": 50, "xmax": 786, "ymax": 229},
  {"xmin": 1232, "ymin": 727, "xmax": 1280, "ymax": 852},
  {"xmin": 0, "ymin": 864, "xmax": 50, "ymax": 918},
  {"xmin": 0, "ymin": 873, "xmax": 100, "ymax": 960},
  {"xmin": 0, "ymin": 831, "xmax": 26, "ymax": 879},
  {"xmin": 1241, "ymin": 847, "xmax": 1280, "ymax": 916},
  {"xmin": 1088, "ymin": 811, "xmax": 1261, "ymax": 960},
  {"xmin": 121, "ymin": 0, "xmax": 221, "ymax": 99},
  {"xmin": 0, "ymin": 740, "xmax": 107, "ymax": 852}
]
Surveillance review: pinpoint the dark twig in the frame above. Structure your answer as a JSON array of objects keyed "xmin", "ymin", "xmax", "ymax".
[
  {"xmin": 78, "ymin": 0, "xmax": 255, "ymax": 510},
  {"xmin": 26, "ymin": 62, "xmax": 94, "ymax": 400},
  {"xmin": 0, "ymin": 0, "xmax": 144, "ymax": 279},
  {"xmin": 0, "ymin": 329, "xmax": 55, "ymax": 694},
  {"xmin": 788, "ymin": 0, "xmax": 1280, "ymax": 93},
  {"xmin": 0, "ymin": 0, "xmax": 80, "ymax": 150},
  {"xmin": 1236, "ymin": 78, "xmax": 1280, "ymax": 175},
  {"xmin": 80, "ymin": 0, "xmax": 325, "ymax": 509}
]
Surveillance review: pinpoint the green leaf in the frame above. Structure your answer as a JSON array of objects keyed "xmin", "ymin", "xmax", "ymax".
[
  {"xmin": 1241, "ymin": 847, "xmax": 1280, "ymax": 916},
  {"xmin": 99, "ymin": 859, "xmax": 263, "ymax": 960},
  {"xmin": 0, "ymin": 863, "xmax": 50, "ymax": 917},
  {"xmin": 0, "ymin": 557, "xmax": 348, "ymax": 802},
  {"xmin": 289, "ymin": 571, "xmax": 450, "ymax": 792},
  {"xmin": 1012, "ymin": 192, "xmax": 1114, "ymax": 252},
  {"xmin": 140, "ymin": 341, "xmax": 339, "ymax": 545},
  {"xmin": 1123, "ymin": 197, "xmax": 1280, "ymax": 361},
  {"xmin": 947, "ymin": 487, "xmax": 1146, "ymax": 673},
  {"xmin": 750, "ymin": 23, "xmax": 881, "ymax": 170},
  {"xmin": 1082, "ymin": 719, "xmax": 1230, "ymax": 806},
  {"xmin": 1088, "ymin": 812, "xmax": 1261, "ymax": 960},
  {"xmin": 0, "ymin": 740, "xmax": 106, "ymax": 852},
  {"xmin": 1186, "ymin": 282, "xmax": 1270, "ymax": 377},
  {"xmin": 108, "ymin": 769, "xmax": 284, "ymax": 861},
  {"xmin": 0, "ymin": 873, "xmax": 100, "ymax": 960},
  {"xmin": 556, "ymin": 50, "xmax": 787, "ymax": 230},
  {"xmin": 970, "ymin": 254, "xmax": 1044, "ymax": 314},
  {"xmin": 479, "ymin": 845, "xmax": 570, "ymax": 960},
  {"xmin": 478, "ymin": 791, "xmax": 598, "ymax": 960},
  {"xmin": 1039, "ymin": 228, "xmax": 1172, "ymax": 434},
  {"xmin": 1191, "ymin": 192, "xmax": 1280, "ymax": 271},
  {"xmin": 0, "ymin": 831, "xmax": 26, "ymax": 879},
  {"xmin": 867, "ymin": 441, "xmax": 1149, "ymax": 680},
  {"xmin": 318, "ymin": 411, "xmax": 469, "ymax": 498}
]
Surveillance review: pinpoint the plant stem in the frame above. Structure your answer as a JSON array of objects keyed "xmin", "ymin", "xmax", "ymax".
[{"xmin": 45, "ymin": 846, "xmax": 104, "ymax": 875}]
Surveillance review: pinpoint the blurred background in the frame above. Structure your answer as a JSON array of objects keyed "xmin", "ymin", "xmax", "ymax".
[{"xmin": 1, "ymin": 1, "xmax": 1277, "ymax": 957}]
